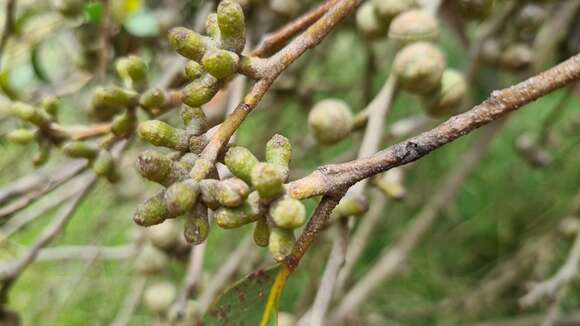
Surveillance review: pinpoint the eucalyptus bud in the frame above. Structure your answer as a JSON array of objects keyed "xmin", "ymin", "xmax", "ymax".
[
  {"xmin": 457, "ymin": 0, "xmax": 495, "ymax": 19},
  {"xmin": 308, "ymin": 99, "xmax": 354, "ymax": 145},
  {"xmin": 62, "ymin": 141, "xmax": 99, "ymax": 159},
  {"xmin": 134, "ymin": 191, "xmax": 173, "ymax": 226},
  {"xmin": 6, "ymin": 129, "xmax": 36, "ymax": 145},
  {"xmin": 269, "ymin": 227, "xmax": 294, "ymax": 261},
  {"xmin": 356, "ymin": 2, "xmax": 388, "ymax": 39},
  {"xmin": 480, "ymin": 38, "xmax": 501, "ymax": 65},
  {"xmin": 422, "ymin": 68, "xmax": 467, "ymax": 117},
  {"xmin": 270, "ymin": 197, "xmax": 306, "ymax": 229},
  {"xmin": 144, "ymin": 282, "xmax": 177, "ymax": 314},
  {"xmin": 330, "ymin": 194, "xmax": 369, "ymax": 220},
  {"xmin": 92, "ymin": 150, "xmax": 119, "ymax": 182},
  {"xmin": 184, "ymin": 206, "xmax": 210, "ymax": 245},
  {"xmin": 500, "ymin": 44, "xmax": 534, "ymax": 71},
  {"xmin": 33, "ymin": 140, "xmax": 50, "ymax": 167},
  {"xmin": 516, "ymin": 4, "xmax": 546, "ymax": 34},
  {"xmin": 10, "ymin": 102, "xmax": 51, "ymax": 127},
  {"xmin": 135, "ymin": 243, "xmax": 169, "ymax": 275},
  {"xmin": 393, "ymin": 42, "xmax": 446, "ymax": 94},
  {"xmin": 181, "ymin": 73, "xmax": 221, "ymax": 107},
  {"xmin": 371, "ymin": 0, "xmax": 415, "ymax": 20},
  {"xmin": 146, "ymin": 219, "xmax": 180, "ymax": 250},
  {"xmin": 116, "ymin": 55, "xmax": 148, "ymax": 91},
  {"xmin": 138, "ymin": 120, "xmax": 190, "ymax": 151},
  {"xmin": 216, "ymin": 177, "xmax": 251, "ymax": 207},
  {"xmin": 202, "ymin": 49, "xmax": 239, "ymax": 80},
  {"xmin": 190, "ymin": 158, "xmax": 214, "ymax": 181},
  {"xmin": 55, "ymin": 0, "xmax": 85, "ymax": 17},
  {"xmin": 199, "ymin": 179, "xmax": 221, "ymax": 209},
  {"xmin": 206, "ymin": 13, "xmax": 221, "ymax": 40},
  {"xmin": 111, "ymin": 111, "xmax": 137, "ymax": 138},
  {"xmin": 388, "ymin": 10, "xmax": 439, "ymax": 45},
  {"xmin": 253, "ymin": 217, "xmax": 270, "ymax": 247},
  {"xmin": 224, "ymin": 146, "xmax": 259, "ymax": 183},
  {"xmin": 217, "ymin": 0, "xmax": 246, "ymax": 53},
  {"xmin": 41, "ymin": 96, "xmax": 59, "ymax": 117},
  {"xmin": 93, "ymin": 86, "xmax": 139, "ymax": 109},
  {"xmin": 373, "ymin": 168, "xmax": 406, "ymax": 200},
  {"xmin": 214, "ymin": 192, "xmax": 261, "ymax": 228},
  {"xmin": 251, "ymin": 162, "xmax": 285, "ymax": 201},
  {"xmin": 140, "ymin": 88, "xmax": 167, "ymax": 112},
  {"xmin": 168, "ymin": 27, "xmax": 206, "ymax": 61},
  {"xmin": 136, "ymin": 150, "xmax": 188, "ymax": 186},
  {"xmin": 181, "ymin": 105, "xmax": 208, "ymax": 135},
  {"xmin": 266, "ymin": 134, "xmax": 292, "ymax": 180},
  {"xmin": 185, "ymin": 61, "xmax": 204, "ymax": 80},
  {"xmin": 165, "ymin": 180, "xmax": 199, "ymax": 216}
]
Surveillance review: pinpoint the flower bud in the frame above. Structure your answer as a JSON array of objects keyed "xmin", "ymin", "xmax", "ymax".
[
  {"xmin": 6, "ymin": 129, "xmax": 36, "ymax": 145},
  {"xmin": 62, "ymin": 141, "xmax": 99, "ymax": 159},
  {"xmin": 253, "ymin": 217, "xmax": 270, "ymax": 247},
  {"xmin": 144, "ymin": 282, "xmax": 177, "ymax": 314},
  {"xmin": 33, "ymin": 140, "xmax": 50, "ymax": 167},
  {"xmin": 134, "ymin": 191, "xmax": 174, "ymax": 226},
  {"xmin": 184, "ymin": 207, "xmax": 210, "ymax": 245},
  {"xmin": 168, "ymin": 27, "xmax": 206, "ymax": 61},
  {"xmin": 181, "ymin": 73, "xmax": 221, "ymax": 107},
  {"xmin": 116, "ymin": 55, "xmax": 148, "ymax": 91},
  {"xmin": 330, "ymin": 194, "xmax": 369, "ymax": 220},
  {"xmin": 457, "ymin": 0, "xmax": 495, "ymax": 19},
  {"xmin": 421, "ymin": 68, "xmax": 467, "ymax": 117},
  {"xmin": 111, "ymin": 111, "xmax": 137, "ymax": 138},
  {"xmin": 41, "ymin": 96, "xmax": 59, "ymax": 117},
  {"xmin": 202, "ymin": 49, "xmax": 239, "ymax": 80},
  {"xmin": 500, "ymin": 44, "xmax": 534, "ymax": 71},
  {"xmin": 140, "ymin": 88, "xmax": 167, "ymax": 112},
  {"xmin": 138, "ymin": 120, "xmax": 190, "ymax": 151},
  {"xmin": 165, "ymin": 180, "xmax": 199, "ymax": 216},
  {"xmin": 270, "ymin": 0, "xmax": 300, "ymax": 16},
  {"xmin": 190, "ymin": 158, "xmax": 214, "ymax": 181},
  {"xmin": 388, "ymin": 10, "xmax": 439, "ymax": 45},
  {"xmin": 251, "ymin": 162, "xmax": 284, "ymax": 201},
  {"xmin": 393, "ymin": 42, "xmax": 446, "ymax": 94},
  {"xmin": 92, "ymin": 150, "xmax": 119, "ymax": 182},
  {"xmin": 10, "ymin": 102, "xmax": 51, "ymax": 126},
  {"xmin": 356, "ymin": 2, "xmax": 388, "ymax": 39},
  {"xmin": 516, "ymin": 4, "xmax": 546, "ymax": 35},
  {"xmin": 217, "ymin": 0, "xmax": 246, "ymax": 53},
  {"xmin": 199, "ymin": 179, "xmax": 221, "ymax": 209},
  {"xmin": 308, "ymin": 99, "xmax": 353, "ymax": 145},
  {"xmin": 92, "ymin": 86, "xmax": 139, "ymax": 109},
  {"xmin": 135, "ymin": 243, "xmax": 168, "ymax": 274},
  {"xmin": 269, "ymin": 227, "xmax": 294, "ymax": 261},
  {"xmin": 136, "ymin": 150, "xmax": 188, "ymax": 186},
  {"xmin": 224, "ymin": 146, "xmax": 259, "ymax": 183},
  {"xmin": 185, "ymin": 61, "xmax": 204, "ymax": 80},
  {"xmin": 270, "ymin": 197, "xmax": 306, "ymax": 229},
  {"xmin": 373, "ymin": 168, "xmax": 406, "ymax": 200},
  {"xmin": 480, "ymin": 38, "xmax": 501, "ymax": 65},
  {"xmin": 146, "ymin": 219, "xmax": 180, "ymax": 250},
  {"xmin": 181, "ymin": 105, "xmax": 208, "ymax": 135},
  {"xmin": 215, "ymin": 191, "xmax": 261, "ymax": 228},
  {"xmin": 216, "ymin": 177, "xmax": 250, "ymax": 207},
  {"xmin": 266, "ymin": 134, "xmax": 292, "ymax": 180},
  {"xmin": 206, "ymin": 13, "xmax": 221, "ymax": 39},
  {"xmin": 55, "ymin": 0, "xmax": 85, "ymax": 17},
  {"xmin": 371, "ymin": 0, "xmax": 415, "ymax": 20}
]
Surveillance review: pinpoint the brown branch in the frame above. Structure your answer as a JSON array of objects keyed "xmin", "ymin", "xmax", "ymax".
[
  {"xmin": 251, "ymin": 0, "xmax": 340, "ymax": 57},
  {"xmin": 288, "ymin": 54, "xmax": 580, "ymax": 200}
]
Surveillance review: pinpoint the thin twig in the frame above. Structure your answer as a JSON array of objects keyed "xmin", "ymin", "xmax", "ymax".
[
  {"xmin": 35, "ymin": 244, "xmax": 135, "ymax": 261},
  {"xmin": 173, "ymin": 242, "xmax": 206, "ymax": 321},
  {"xmin": 110, "ymin": 276, "xmax": 147, "ymax": 326},
  {"xmin": 0, "ymin": 0, "xmax": 17, "ymax": 71}
]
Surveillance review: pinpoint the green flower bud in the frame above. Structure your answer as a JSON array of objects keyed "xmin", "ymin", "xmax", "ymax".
[
  {"xmin": 393, "ymin": 42, "xmax": 446, "ymax": 94},
  {"xmin": 457, "ymin": 0, "xmax": 495, "ymax": 19},
  {"xmin": 253, "ymin": 217, "xmax": 270, "ymax": 247},
  {"xmin": 268, "ymin": 227, "xmax": 294, "ymax": 261},
  {"xmin": 165, "ymin": 180, "xmax": 199, "ymax": 216},
  {"xmin": 146, "ymin": 219, "xmax": 180, "ymax": 250},
  {"xmin": 138, "ymin": 120, "xmax": 191, "ymax": 151},
  {"xmin": 202, "ymin": 49, "xmax": 239, "ymax": 80},
  {"xmin": 214, "ymin": 191, "xmax": 261, "ymax": 228},
  {"xmin": 265, "ymin": 134, "xmax": 292, "ymax": 176},
  {"xmin": 184, "ymin": 207, "xmax": 210, "ymax": 245},
  {"xmin": 270, "ymin": 0, "xmax": 300, "ymax": 16},
  {"xmin": 388, "ymin": 10, "xmax": 439, "ymax": 45},
  {"xmin": 216, "ymin": 177, "xmax": 250, "ymax": 207},
  {"xmin": 41, "ymin": 96, "xmax": 59, "ymax": 117},
  {"xmin": 144, "ymin": 282, "xmax": 176, "ymax": 314},
  {"xmin": 224, "ymin": 146, "xmax": 259, "ymax": 183},
  {"xmin": 10, "ymin": 102, "xmax": 51, "ymax": 126},
  {"xmin": 500, "ymin": 44, "xmax": 534, "ymax": 71},
  {"xmin": 62, "ymin": 141, "xmax": 99, "ymax": 159},
  {"xmin": 251, "ymin": 162, "xmax": 284, "ymax": 201},
  {"xmin": 373, "ymin": 168, "xmax": 406, "ymax": 200},
  {"xmin": 371, "ymin": 0, "xmax": 415, "ymax": 20},
  {"xmin": 135, "ymin": 243, "xmax": 168, "ymax": 274},
  {"xmin": 181, "ymin": 105, "xmax": 208, "ymax": 136},
  {"xmin": 134, "ymin": 191, "xmax": 174, "ymax": 226},
  {"xmin": 206, "ymin": 13, "xmax": 221, "ymax": 40},
  {"xmin": 356, "ymin": 2, "xmax": 388, "ymax": 39},
  {"xmin": 55, "ymin": 0, "xmax": 85, "ymax": 17},
  {"xmin": 93, "ymin": 86, "xmax": 140, "ymax": 109},
  {"xmin": 189, "ymin": 158, "xmax": 214, "ymax": 181},
  {"xmin": 422, "ymin": 68, "xmax": 467, "ymax": 117},
  {"xmin": 6, "ymin": 129, "xmax": 36, "ymax": 145},
  {"xmin": 92, "ymin": 150, "xmax": 119, "ymax": 182},
  {"xmin": 308, "ymin": 99, "xmax": 354, "ymax": 145},
  {"xmin": 140, "ymin": 88, "xmax": 167, "ymax": 112},
  {"xmin": 217, "ymin": 0, "xmax": 246, "ymax": 53},
  {"xmin": 111, "ymin": 111, "xmax": 137, "ymax": 138},
  {"xmin": 136, "ymin": 150, "xmax": 188, "ymax": 186},
  {"xmin": 199, "ymin": 179, "xmax": 221, "ymax": 209},
  {"xmin": 181, "ymin": 73, "xmax": 221, "ymax": 107},
  {"xmin": 168, "ymin": 27, "xmax": 206, "ymax": 61},
  {"xmin": 116, "ymin": 55, "xmax": 148, "ymax": 91},
  {"xmin": 185, "ymin": 61, "xmax": 204, "ymax": 80},
  {"xmin": 330, "ymin": 194, "xmax": 369, "ymax": 221},
  {"xmin": 270, "ymin": 197, "xmax": 306, "ymax": 229},
  {"xmin": 33, "ymin": 140, "xmax": 50, "ymax": 167}
]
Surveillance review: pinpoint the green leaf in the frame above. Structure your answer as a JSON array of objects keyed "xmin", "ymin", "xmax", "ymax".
[
  {"xmin": 84, "ymin": 2, "xmax": 104, "ymax": 24},
  {"xmin": 203, "ymin": 265, "xmax": 290, "ymax": 326},
  {"xmin": 124, "ymin": 10, "xmax": 159, "ymax": 37}
]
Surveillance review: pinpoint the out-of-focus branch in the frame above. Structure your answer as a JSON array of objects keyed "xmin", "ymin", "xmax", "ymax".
[
  {"xmin": 173, "ymin": 242, "xmax": 206, "ymax": 321},
  {"xmin": 110, "ymin": 276, "xmax": 147, "ymax": 326},
  {"xmin": 35, "ymin": 244, "xmax": 135, "ymax": 261},
  {"xmin": 0, "ymin": 0, "xmax": 17, "ymax": 70}
]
